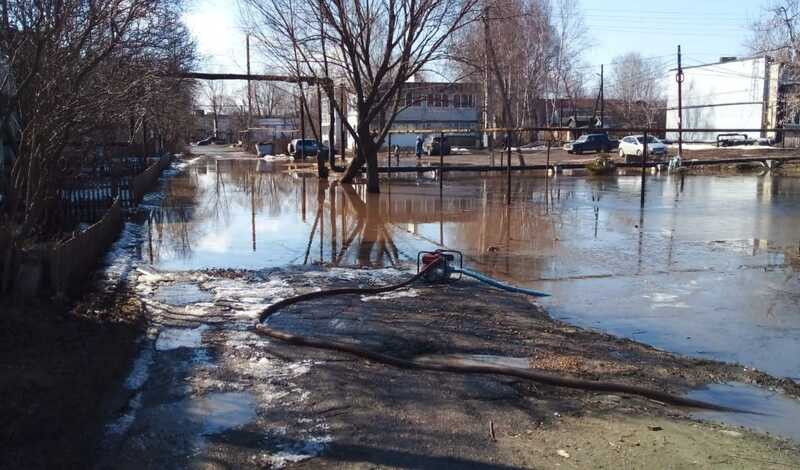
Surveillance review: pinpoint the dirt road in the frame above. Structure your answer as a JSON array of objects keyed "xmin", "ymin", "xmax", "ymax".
[{"xmin": 94, "ymin": 265, "xmax": 800, "ymax": 469}]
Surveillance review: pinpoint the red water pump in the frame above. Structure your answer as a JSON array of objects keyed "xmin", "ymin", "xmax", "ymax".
[{"xmin": 417, "ymin": 250, "xmax": 463, "ymax": 283}]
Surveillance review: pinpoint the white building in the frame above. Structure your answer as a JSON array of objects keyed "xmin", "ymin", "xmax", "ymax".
[
  {"xmin": 325, "ymin": 82, "xmax": 481, "ymax": 150},
  {"xmin": 666, "ymin": 56, "xmax": 782, "ymax": 142}
]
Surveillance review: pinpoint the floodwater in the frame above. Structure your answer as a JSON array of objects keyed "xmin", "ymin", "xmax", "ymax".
[
  {"xmin": 688, "ymin": 383, "xmax": 800, "ymax": 442},
  {"xmin": 142, "ymin": 152, "xmax": 800, "ymax": 381}
]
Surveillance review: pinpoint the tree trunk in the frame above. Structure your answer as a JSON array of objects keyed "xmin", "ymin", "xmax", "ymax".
[{"xmin": 339, "ymin": 125, "xmax": 380, "ymax": 193}]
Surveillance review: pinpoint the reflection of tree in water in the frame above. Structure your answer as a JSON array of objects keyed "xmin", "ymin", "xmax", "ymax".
[
  {"xmin": 147, "ymin": 165, "xmax": 202, "ymax": 263},
  {"xmin": 297, "ymin": 182, "xmax": 401, "ymax": 267}
]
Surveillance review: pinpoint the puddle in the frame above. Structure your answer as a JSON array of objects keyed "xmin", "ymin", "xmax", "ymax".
[
  {"xmin": 155, "ymin": 324, "xmax": 209, "ymax": 350},
  {"xmin": 687, "ymin": 382, "xmax": 800, "ymax": 442},
  {"xmin": 184, "ymin": 391, "xmax": 257, "ymax": 435},
  {"xmin": 153, "ymin": 283, "xmax": 213, "ymax": 306}
]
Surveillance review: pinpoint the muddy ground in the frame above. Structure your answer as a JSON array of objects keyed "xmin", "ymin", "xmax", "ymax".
[
  {"xmin": 89, "ymin": 265, "xmax": 800, "ymax": 469},
  {"xmin": 0, "ymin": 287, "xmax": 144, "ymax": 469}
]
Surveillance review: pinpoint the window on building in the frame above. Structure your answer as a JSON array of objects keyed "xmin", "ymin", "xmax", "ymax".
[
  {"xmin": 427, "ymin": 94, "xmax": 434, "ymax": 107},
  {"xmin": 453, "ymin": 94, "xmax": 461, "ymax": 108},
  {"xmin": 405, "ymin": 92, "xmax": 413, "ymax": 107},
  {"xmin": 442, "ymin": 94, "xmax": 449, "ymax": 107},
  {"xmin": 433, "ymin": 94, "xmax": 441, "ymax": 107}
]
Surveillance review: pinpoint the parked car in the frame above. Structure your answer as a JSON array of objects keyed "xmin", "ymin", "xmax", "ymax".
[
  {"xmin": 423, "ymin": 135, "xmax": 451, "ymax": 156},
  {"xmin": 287, "ymin": 139, "xmax": 320, "ymax": 158},
  {"xmin": 564, "ymin": 133, "xmax": 619, "ymax": 154},
  {"xmin": 618, "ymin": 135, "xmax": 667, "ymax": 162}
]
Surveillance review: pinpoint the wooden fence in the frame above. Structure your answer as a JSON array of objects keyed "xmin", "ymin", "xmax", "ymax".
[
  {"xmin": 131, "ymin": 154, "xmax": 171, "ymax": 204},
  {"xmin": 49, "ymin": 197, "xmax": 124, "ymax": 297},
  {"xmin": 4, "ymin": 153, "xmax": 173, "ymax": 298}
]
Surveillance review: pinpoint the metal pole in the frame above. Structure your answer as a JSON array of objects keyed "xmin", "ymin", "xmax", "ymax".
[
  {"xmin": 388, "ymin": 133, "xmax": 392, "ymax": 176},
  {"xmin": 246, "ymin": 34, "xmax": 252, "ymax": 129},
  {"xmin": 316, "ymin": 84, "xmax": 327, "ymax": 177},
  {"xmin": 439, "ymin": 131, "xmax": 444, "ymax": 195},
  {"xmin": 299, "ymin": 86, "xmax": 306, "ymax": 161},
  {"xmin": 339, "ymin": 85, "xmax": 346, "ymax": 165},
  {"xmin": 641, "ymin": 131, "xmax": 648, "ymax": 207},
  {"xmin": 506, "ymin": 130, "xmax": 511, "ymax": 205},
  {"xmin": 677, "ymin": 45, "xmax": 684, "ymax": 157}
]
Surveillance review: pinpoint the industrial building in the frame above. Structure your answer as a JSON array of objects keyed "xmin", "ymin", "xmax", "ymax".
[{"xmin": 665, "ymin": 56, "xmax": 782, "ymax": 142}]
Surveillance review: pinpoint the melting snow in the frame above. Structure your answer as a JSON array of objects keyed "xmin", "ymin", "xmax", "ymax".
[
  {"xmin": 361, "ymin": 288, "xmax": 419, "ymax": 301},
  {"xmin": 155, "ymin": 324, "xmax": 210, "ymax": 350}
]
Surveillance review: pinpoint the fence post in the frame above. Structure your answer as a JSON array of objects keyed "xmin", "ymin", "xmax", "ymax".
[
  {"xmin": 640, "ymin": 131, "xmax": 648, "ymax": 207},
  {"xmin": 439, "ymin": 131, "xmax": 444, "ymax": 196}
]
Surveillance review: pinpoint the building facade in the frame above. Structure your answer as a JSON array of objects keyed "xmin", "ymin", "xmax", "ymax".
[
  {"xmin": 330, "ymin": 82, "xmax": 481, "ymax": 150},
  {"xmin": 665, "ymin": 56, "xmax": 782, "ymax": 142}
]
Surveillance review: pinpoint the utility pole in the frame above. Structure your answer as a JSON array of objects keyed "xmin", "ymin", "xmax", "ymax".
[
  {"xmin": 246, "ymin": 34, "xmax": 252, "ymax": 129},
  {"xmin": 676, "ymin": 45, "xmax": 684, "ymax": 157},
  {"xmin": 482, "ymin": 7, "xmax": 490, "ymax": 149},
  {"xmin": 600, "ymin": 64, "xmax": 604, "ymax": 128}
]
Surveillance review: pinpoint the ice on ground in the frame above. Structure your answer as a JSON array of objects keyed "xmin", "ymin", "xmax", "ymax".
[
  {"xmin": 361, "ymin": 288, "xmax": 419, "ymax": 301},
  {"xmin": 125, "ymin": 346, "xmax": 154, "ymax": 390},
  {"xmin": 155, "ymin": 324, "xmax": 210, "ymax": 350},
  {"xmin": 184, "ymin": 391, "xmax": 257, "ymax": 435},
  {"xmin": 304, "ymin": 267, "xmax": 410, "ymax": 282},
  {"xmin": 264, "ymin": 434, "xmax": 334, "ymax": 468}
]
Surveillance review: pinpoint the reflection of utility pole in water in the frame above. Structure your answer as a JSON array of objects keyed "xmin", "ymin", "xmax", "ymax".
[
  {"xmin": 148, "ymin": 210, "xmax": 154, "ymax": 264},
  {"xmin": 319, "ymin": 180, "xmax": 326, "ymax": 263},
  {"xmin": 545, "ymin": 140, "xmax": 551, "ymax": 213},
  {"xmin": 251, "ymin": 174, "xmax": 256, "ymax": 252},
  {"xmin": 329, "ymin": 183, "xmax": 337, "ymax": 258},
  {"xmin": 636, "ymin": 205, "xmax": 645, "ymax": 275},
  {"xmin": 301, "ymin": 176, "xmax": 306, "ymax": 222},
  {"xmin": 640, "ymin": 130, "xmax": 648, "ymax": 208}
]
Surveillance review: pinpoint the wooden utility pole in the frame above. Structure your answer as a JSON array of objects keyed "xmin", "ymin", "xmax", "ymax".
[
  {"xmin": 600, "ymin": 64, "xmax": 604, "ymax": 128},
  {"xmin": 676, "ymin": 45, "xmax": 684, "ymax": 157}
]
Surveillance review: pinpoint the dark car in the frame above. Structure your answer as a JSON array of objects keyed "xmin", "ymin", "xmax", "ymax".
[
  {"xmin": 564, "ymin": 133, "xmax": 619, "ymax": 154},
  {"xmin": 423, "ymin": 135, "xmax": 451, "ymax": 156},
  {"xmin": 288, "ymin": 139, "xmax": 320, "ymax": 159}
]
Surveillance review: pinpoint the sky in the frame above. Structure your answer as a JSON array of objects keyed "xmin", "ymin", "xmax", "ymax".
[{"xmin": 183, "ymin": 0, "xmax": 769, "ymax": 91}]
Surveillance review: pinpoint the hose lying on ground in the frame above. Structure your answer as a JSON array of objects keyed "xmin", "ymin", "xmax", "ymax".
[
  {"xmin": 254, "ymin": 260, "xmax": 745, "ymax": 413},
  {"xmin": 456, "ymin": 267, "xmax": 550, "ymax": 297}
]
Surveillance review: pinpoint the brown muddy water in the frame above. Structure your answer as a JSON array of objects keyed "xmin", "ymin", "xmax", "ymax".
[{"xmin": 142, "ymin": 155, "xmax": 800, "ymax": 381}]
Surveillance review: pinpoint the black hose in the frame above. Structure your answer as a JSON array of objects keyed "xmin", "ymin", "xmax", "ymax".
[{"xmin": 254, "ymin": 262, "xmax": 747, "ymax": 413}]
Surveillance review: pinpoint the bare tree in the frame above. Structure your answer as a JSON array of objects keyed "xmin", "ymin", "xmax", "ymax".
[
  {"xmin": 202, "ymin": 80, "xmax": 230, "ymax": 138},
  {"xmin": 0, "ymin": 0, "xmax": 197, "ymax": 292},
  {"xmin": 241, "ymin": 0, "xmax": 482, "ymax": 193},
  {"xmin": 550, "ymin": 0, "xmax": 589, "ymax": 120},
  {"xmin": 749, "ymin": 1, "xmax": 800, "ymax": 122},
  {"xmin": 608, "ymin": 52, "xmax": 664, "ymax": 127}
]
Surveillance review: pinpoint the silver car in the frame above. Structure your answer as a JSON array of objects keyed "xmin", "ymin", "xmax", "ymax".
[{"xmin": 619, "ymin": 135, "xmax": 667, "ymax": 162}]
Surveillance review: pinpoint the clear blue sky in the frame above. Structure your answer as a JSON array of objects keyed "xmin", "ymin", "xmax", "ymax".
[
  {"xmin": 580, "ymin": 0, "xmax": 764, "ymax": 72},
  {"xmin": 184, "ymin": 0, "xmax": 768, "ymax": 86}
]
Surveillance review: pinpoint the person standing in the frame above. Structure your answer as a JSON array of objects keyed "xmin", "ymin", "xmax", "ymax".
[{"xmin": 415, "ymin": 135, "xmax": 423, "ymax": 159}]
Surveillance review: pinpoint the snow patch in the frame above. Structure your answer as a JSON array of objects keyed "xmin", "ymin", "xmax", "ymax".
[
  {"xmin": 155, "ymin": 324, "xmax": 210, "ymax": 350},
  {"xmin": 264, "ymin": 434, "xmax": 333, "ymax": 468},
  {"xmin": 125, "ymin": 347, "xmax": 154, "ymax": 390},
  {"xmin": 361, "ymin": 288, "xmax": 419, "ymax": 301}
]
